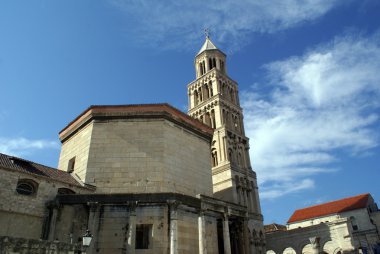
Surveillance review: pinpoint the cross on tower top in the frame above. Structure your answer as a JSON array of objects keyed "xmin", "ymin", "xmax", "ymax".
[{"xmin": 204, "ymin": 28, "xmax": 210, "ymax": 39}]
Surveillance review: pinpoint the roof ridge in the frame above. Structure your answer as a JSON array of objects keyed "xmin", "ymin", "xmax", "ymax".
[
  {"xmin": 288, "ymin": 193, "xmax": 370, "ymax": 223},
  {"xmin": 295, "ymin": 193, "xmax": 370, "ymax": 211},
  {"xmin": 1, "ymin": 152, "xmax": 58, "ymax": 171}
]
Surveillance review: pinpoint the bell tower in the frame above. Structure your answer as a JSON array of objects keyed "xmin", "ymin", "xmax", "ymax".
[{"xmin": 187, "ymin": 35, "xmax": 262, "ymax": 217}]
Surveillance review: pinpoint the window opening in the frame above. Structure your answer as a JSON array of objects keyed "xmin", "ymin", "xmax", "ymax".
[
  {"xmin": 135, "ymin": 224, "xmax": 152, "ymax": 249},
  {"xmin": 68, "ymin": 157, "xmax": 76, "ymax": 173},
  {"xmin": 16, "ymin": 179, "xmax": 38, "ymax": 196}
]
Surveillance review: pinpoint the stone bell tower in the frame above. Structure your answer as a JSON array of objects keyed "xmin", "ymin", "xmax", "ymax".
[{"xmin": 187, "ymin": 34, "xmax": 262, "ymax": 216}]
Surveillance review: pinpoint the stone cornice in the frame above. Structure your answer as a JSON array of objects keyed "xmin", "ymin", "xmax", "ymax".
[{"xmin": 59, "ymin": 103, "xmax": 213, "ymax": 143}]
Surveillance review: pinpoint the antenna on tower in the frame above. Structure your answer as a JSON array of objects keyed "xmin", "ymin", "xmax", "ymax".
[{"xmin": 204, "ymin": 28, "xmax": 210, "ymax": 39}]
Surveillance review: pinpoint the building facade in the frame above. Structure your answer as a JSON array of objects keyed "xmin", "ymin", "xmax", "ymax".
[
  {"xmin": 0, "ymin": 37, "xmax": 265, "ymax": 254},
  {"xmin": 265, "ymin": 194, "xmax": 380, "ymax": 254}
]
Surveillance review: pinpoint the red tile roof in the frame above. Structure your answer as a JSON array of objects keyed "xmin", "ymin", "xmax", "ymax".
[
  {"xmin": 288, "ymin": 193, "xmax": 370, "ymax": 223},
  {"xmin": 0, "ymin": 152, "xmax": 82, "ymax": 187}
]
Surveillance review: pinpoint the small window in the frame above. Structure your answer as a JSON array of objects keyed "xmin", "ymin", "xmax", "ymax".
[
  {"xmin": 57, "ymin": 188, "xmax": 75, "ymax": 195},
  {"xmin": 68, "ymin": 157, "xmax": 76, "ymax": 173},
  {"xmin": 351, "ymin": 216, "xmax": 358, "ymax": 231},
  {"xmin": 135, "ymin": 224, "xmax": 152, "ymax": 249},
  {"xmin": 16, "ymin": 179, "xmax": 38, "ymax": 196}
]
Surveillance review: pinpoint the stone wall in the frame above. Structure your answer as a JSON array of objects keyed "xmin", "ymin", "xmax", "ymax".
[
  {"xmin": 58, "ymin": 123, "xmax": 94, "ymax": 182},
  {"xmin": 52, "ymin": 202, "xmax": 220, "ymax": 254},
  {"xmin": 0, "ymin": 168, "xmax": 88, "ymax": 239},
  {"xmin": 0, "ymin": 236, "xmax": 80, "ymax": 254},
  {"xmin": 59, "ymin": 118, "xmax": 213, "ymax": 197}
]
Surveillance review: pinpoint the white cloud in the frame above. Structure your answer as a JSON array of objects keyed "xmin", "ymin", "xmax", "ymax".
[
  {"xmin": 261, "ymin": 179, "xmax": 315, "ymax": 199},
  {"xmin": 242, "ymin": 32, "xmax": 380, "ymax": 199},
  {"xmin": 0, "ymin": 137, "xmax": 59, "ymax": 157},
  {"xmin": 110, "ymin": 0, "xmax": 344, "ymax": 51}
]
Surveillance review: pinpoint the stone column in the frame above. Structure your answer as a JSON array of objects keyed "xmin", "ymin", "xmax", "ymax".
[
  {"xmin": 205, "ymin": 57, "xmax": 210, "ymax": 72},
  {"xmin": 87, "ymin": 202, "xmax": 100, "ymax": 254},
  {"xmin": 168, "ymin": 200, "xmax": 180, "ymax": 254},
  {"xmin": 198, "ymin": 210, "xmax": 207, "ymax": 254},
  {"xmin": 127, "ymin": 201, "xmax": 138, "ymax": 254},
  {"xmin": 309, "ymin": 237, "xmax": 321, "ymax": 254},
  {"xmin": 243, "ymin": 219, "xmax": 250, "ymax": 254},
  {"xmin": 48, "ymin": 205, "xmax": 59, "ymax": 241},
  {"xmin": 222, "ymin": 213, "xmax": 232, "ymax": 254}
]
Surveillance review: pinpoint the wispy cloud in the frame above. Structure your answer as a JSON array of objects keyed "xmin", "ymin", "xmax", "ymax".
[
  {"xmin": 110, "ymin": 0, "xmax": 344, "ymax": 51},
  {"xmin": 0, "ymin": 137, "xmax": 59, "ymax": 157},
  {"xmin": 242, "ymin": 32, "xmax": 380, "ymax": 199}
]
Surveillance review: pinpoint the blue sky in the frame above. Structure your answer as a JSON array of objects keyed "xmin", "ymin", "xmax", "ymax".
[{"xmin": 1, "ymin": 0, "xmax": 379, "ymax": 224}]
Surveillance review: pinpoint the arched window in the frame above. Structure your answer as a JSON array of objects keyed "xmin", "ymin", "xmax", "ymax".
[
  {"xmin": 209, "ymin": 81, "xmax": 213, "ymax": 97},
  {"xmin": 199, "ymin": 62, "xmax": 203, "ymax": 75},
  {"xmin": 204, "ymin": 112, "xmax": 211, "ymax": 127},
  {"xmin": 212, "ymin": 150, "xmax": 218, "ymax": 167},
  {"xmin": 211, "ymin": 109, "xmax": 216, "ymax": 128},
  {"xmin": 204, "ymin": 84, "xmax": 210, "ymax": 99},
  {"xmin": 57, "ymin": 188, "xmax": 76, "ymax": 195},
  {"xmin": 194, "ymin": 90, "xmax": 199, "ymax": 106},
  {"xmin": 208, "ymin": 58, "xmax": 212, "ymax": 71},
  {"xmin": 16, "ymin": 179, "xmax": 38, "ymax": 196},
  {"xmin": 213, "ymin": 58, "xmax": 216, "ymax": 69}
]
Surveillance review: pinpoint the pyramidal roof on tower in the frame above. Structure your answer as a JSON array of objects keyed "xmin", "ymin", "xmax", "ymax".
[{"xmin": 197, "ymin": 36, "xmax": 219, "ymax": 55}]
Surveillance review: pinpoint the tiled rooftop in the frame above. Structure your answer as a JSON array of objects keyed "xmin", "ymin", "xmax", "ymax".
[
  {"xmin": 0, "ymin": 152, "xmax": 82, "ymax": 186},
  {"xmin": 288, "ymin": 193, "xmax": 370, "ymax": 223}
]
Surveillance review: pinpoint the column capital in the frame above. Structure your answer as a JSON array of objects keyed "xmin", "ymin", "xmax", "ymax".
[
  {"xmin": 126, "ymin": 201, "xmax": 138, "ymax": 215},
  {"xmin": 87, "ymin": 202, "xmax": 99, "ymax": 212},
  {"xmin": 46, "ymin": 199, "xmax": 60, "ymax": 209},
  {"xmin": 309, "ymin": 236, "xmax": 320, "ymax": 248},
  {"xmin": 167, "ymin": 200, "xmax": 181, "ymax": 219},
  {"xmin": 198, "ymin": 208, "xmax": 208, "ymax": 216}
]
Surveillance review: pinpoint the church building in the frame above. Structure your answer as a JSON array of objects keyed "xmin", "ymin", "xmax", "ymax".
[{"xmin": 0, "ymin": 37, "xmax": 265, "ymax": 254}]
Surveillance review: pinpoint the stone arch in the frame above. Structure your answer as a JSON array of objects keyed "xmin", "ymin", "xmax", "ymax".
[
  {"xmin": 194, "ymin": 90, "xmax": 199, "ymax": 106},
  {"xmin": 204, "ymin": 112, "xmax": 211, "ymax": 127},
  {"xmin": 196, "ymin": 88, "xmax": 201, "ymax": 103},
  {"xmin": 228, "ymin": 148, "xmax": 233, "ymax": 163},
  {"xmin": 57, "ymin": 188, "xmax": 75, "ymax": 195},
  {"xmin": 282, "ymin": 247, "xmax": 296, "ymax": 254},
  {"xmin": 323, "ymin": 241, "xmax": 340, "ymax": 254},
  {"xmin": 204, "ymin": 83, "xmax": 210, "ymax": 100},
  {"xmin": 211, "ymin": 148, "xmax": 218, "ymax": 167},
  {"xmin": 301, "ymin": 243, "xmax": 313, "ymax": 254},
  {"xmin": 208, "ymin": 80, "xmax": 213, "ymax": 97},
  {"xmin": 210, "ymin": 109, "xmax": 216, "ymax": 128}
]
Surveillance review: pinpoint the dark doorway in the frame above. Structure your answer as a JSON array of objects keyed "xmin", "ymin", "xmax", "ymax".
[{"xmin": 217, "ymin": 219, "xmax": 225, "ymax": 254}]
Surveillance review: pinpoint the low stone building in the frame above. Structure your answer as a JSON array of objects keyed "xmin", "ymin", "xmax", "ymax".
[
  {"xmin": 265, "ymin": 194, "xmax": 380, "ymax": 254},
  {"xmin": 0, "ymin": 153, "xmax": 92, "ymax": 241}
]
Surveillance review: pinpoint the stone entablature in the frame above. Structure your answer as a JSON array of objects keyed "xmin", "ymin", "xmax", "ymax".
[{"xmin": 59, "ymin": 103, "xmax": 213, "ymax": 142}]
